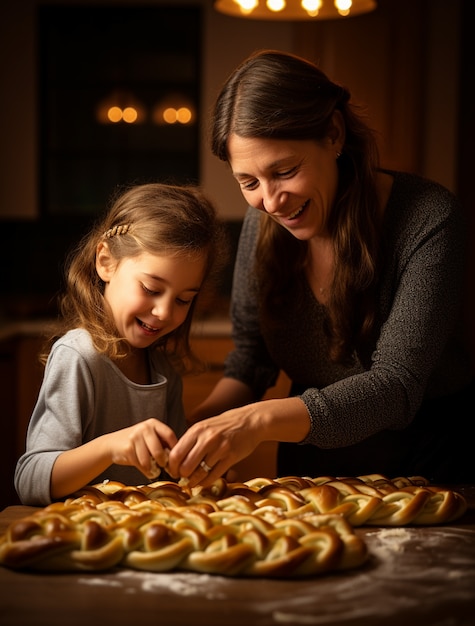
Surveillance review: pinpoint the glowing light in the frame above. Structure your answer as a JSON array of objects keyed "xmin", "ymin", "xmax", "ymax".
[
  {"xmin": 215, "ymin": 0, "xmax": 377, "ymax": 20},
  {"xmin": 107, "ymin": 106, "xmax": 123, "ymax": 123},
  {"xmin": 335, "ymin": 0, "xmax": 352, "ymax": 16},
  {"xmin": 301, "ymin": 0, "xmax": 322, "ymax": 17},
  {"xmin": 152, "ymin": 94, "xmax": 195, "ymax": 126},
  {"xmin": 267, "ymin": 0, "xmax": 285, "ymax": 12},
  {"xmin": 159, "ymin": 106, "xmax": 193, "ymax": 125},
  {"xmin": 176, "ymin": 107, "xmax": 192, "ymax": 124},
  {"xmin": 163, "ymin": 107, "xmax": 177, "ymax": 124},
  {"xmin": 122, "ymin": 107, "xmax": 138, "ymax": 123},
  {"xmin": 236, "ymin": 0, "xmax": 259, "ymax": 13},
  {"xmin": 97, "ymin": 91, "xmax": 145, "ymax": 124}
]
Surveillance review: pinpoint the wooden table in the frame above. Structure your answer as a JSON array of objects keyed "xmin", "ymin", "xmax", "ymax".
[{"xmin": 1, "ymin": 488, "xmax": 474, "ymax": 626}]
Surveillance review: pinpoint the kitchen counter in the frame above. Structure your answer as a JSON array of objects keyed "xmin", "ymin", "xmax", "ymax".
[
  {"xmin": 0, "ymin": 315, "xmax": 232, "ymax": 342},
  {"xmin": 1, "ymin": 487, "xmax": 474, "ymax": 626},
  {"xmin": 0, "ymin": 318, "xmax": 55, "ymax": 342}
]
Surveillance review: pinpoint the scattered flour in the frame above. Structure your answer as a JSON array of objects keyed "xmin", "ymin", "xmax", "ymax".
[
  {"xmin": 75, "ymin": 525, "xmax": 475, "ymax": 624},
  {"xmin": 79, "ymin": 569, "xmax": 228, "ymax": 598},
  {"xmin": 79, "ymin": 577, "xmax": 122, "ymax": 588},
  {"xmin": 364, "ymin": 526, "xmax": 413, "ymax": 557}
]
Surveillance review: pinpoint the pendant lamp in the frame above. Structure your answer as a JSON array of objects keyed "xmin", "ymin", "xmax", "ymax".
[{"xmin": 214, "ymin": 0, "xmax": 378, "ymax": 20}]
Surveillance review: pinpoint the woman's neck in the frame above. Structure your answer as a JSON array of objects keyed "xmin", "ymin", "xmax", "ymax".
[{"xmin": 305, "ymin": 237, "xmax": 334, "ymax": 304}]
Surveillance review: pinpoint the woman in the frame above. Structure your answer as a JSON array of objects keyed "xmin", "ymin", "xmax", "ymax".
[
  {"xmin": 15, "ymin": 183, "xmax": 227, "ymax": 505},
  {"xmin": 168, "ymin": 50, "xmax": 474, "ymax": 486}
]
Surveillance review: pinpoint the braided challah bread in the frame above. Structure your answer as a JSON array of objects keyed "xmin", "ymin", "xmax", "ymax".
[
  {"xmin": 64, "ymin": 473, "xmax": 467, "ymax": 526},
  {"xmin": 0, "ymin": 499, "xmax": 366, "ymax": 576},
  {"xmin": 0, "ymin": 474, "xmax": 466, "ymax": 576}
]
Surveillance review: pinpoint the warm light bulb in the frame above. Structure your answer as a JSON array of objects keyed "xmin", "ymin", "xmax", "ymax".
[
  {"xmin": 334, "ymin": 0, "xmax": 352, "ymax": 16},
  {"xmin": 122, "ymin": 107, "xmax": 138, "ymax": 123},
  {"xmin": 236, "ymin": 0, "xmax": 259, "ymax": 13},
  {"xmin": 301, "ymin": 0, "xmax": 322, "ymax": 16},
  {"xmin": 163, "ymin": 107, "xmax": 178, "ymax": 124},
  {"xmin": 177, "ymin": 107, "xmax": 192, "ymax": 124},
  {"xmin": 267, "ymin": 0, "xmax": 285, "ymax": 12},
  {"xmin": 107, "ymin": 106, "xmax": 122, "ymax": 123},
  {"xmin": 215, "ymin": 0, "xmax": 377, "ymax": 20}
]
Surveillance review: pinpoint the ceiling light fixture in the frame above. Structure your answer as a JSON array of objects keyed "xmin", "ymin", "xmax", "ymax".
[{"xmin": 214, "ymin": 0, "xmax": 377, "ymax": 20}]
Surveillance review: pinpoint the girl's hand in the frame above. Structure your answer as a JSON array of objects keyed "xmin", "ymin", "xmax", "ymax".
[
  {"xmin": 109, "ymin": 417, "xmax": 177, "ymax": 479},
  {"xmin": 51, "ymin": 418, "xmax": 179, "ymax": 499}
]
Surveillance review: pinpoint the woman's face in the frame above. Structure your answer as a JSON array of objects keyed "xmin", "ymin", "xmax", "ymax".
[
  {"xmin": 227, "ymin": 134, "xmax": 341, "ymax": 240},
  {"xmin": 96, "ymin": 248, "xmax": 206, "ymax": 349}
]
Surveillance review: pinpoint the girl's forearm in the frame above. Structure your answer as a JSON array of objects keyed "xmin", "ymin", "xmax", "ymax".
[{"xmin": 50, "ymin": 435, "xmax": 112, "ymax": 499}]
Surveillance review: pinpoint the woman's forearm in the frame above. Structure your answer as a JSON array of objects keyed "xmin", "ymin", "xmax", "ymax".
[
  {"xmin": 170, "ymin": 395, "xmax": 311, "ymax": 487},
  {"xmin": 187, "ymin": 376, "xmax": 255, "ymax": 423}
]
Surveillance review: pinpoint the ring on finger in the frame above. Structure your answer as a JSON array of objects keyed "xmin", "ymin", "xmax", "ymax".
[{"xmin": 200, "ymin": 460, "xmax": 213, "ymax": 473}]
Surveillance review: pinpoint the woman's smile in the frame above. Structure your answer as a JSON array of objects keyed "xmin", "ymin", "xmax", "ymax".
[
  {"xmin": 228, "ymin": 135, "xmax": 339, "ymax": 240},
  {"xmin": 286, "ymin": 200, "xmax": 310, "ymax": 221}
]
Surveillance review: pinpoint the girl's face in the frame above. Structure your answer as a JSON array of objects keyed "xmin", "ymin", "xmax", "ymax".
[
  {"xmin": 96, "ymin": 248, "xmax": 206, "ymax": 349},
  {"xmin": 228, "ymin": 134, "xmax": 342, "ymax": 241}
]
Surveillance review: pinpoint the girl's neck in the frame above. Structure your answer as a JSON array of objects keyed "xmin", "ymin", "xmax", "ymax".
[{"xmin": 116, "ymin": 348, "xmax": 151, "ymax": 385}]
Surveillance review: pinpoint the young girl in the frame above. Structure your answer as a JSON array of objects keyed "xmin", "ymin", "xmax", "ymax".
[{"xmin": 15, "ymin": 182, "xmax": 227, "ymax": 506}]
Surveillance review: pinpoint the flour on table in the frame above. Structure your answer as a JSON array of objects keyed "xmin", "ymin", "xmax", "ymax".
[
  {"xmin": 365, "ymin": 527, "xmax": 412, "ymax": 557},
  {"xmin": 79, "ymin": 570, "xmax": 228, "ymax": 598}
]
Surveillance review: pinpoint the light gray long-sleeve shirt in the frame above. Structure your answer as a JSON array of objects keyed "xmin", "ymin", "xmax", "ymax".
[
  {"xmin": 225, "ymin": 171, "xmax": 473, "ymax": 452},
  {"xmin": 15, "ymin": 328, "xmax": 186, "ymax": 505}
]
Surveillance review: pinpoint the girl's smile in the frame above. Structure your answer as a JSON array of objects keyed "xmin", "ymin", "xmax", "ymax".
[
  {"xmin": 136, "ymin": 318, "xmax": 161, "ymax": 336},
  {"xmin": 97, "ymin": 249, "xmax": 206, "ymax": 349}
]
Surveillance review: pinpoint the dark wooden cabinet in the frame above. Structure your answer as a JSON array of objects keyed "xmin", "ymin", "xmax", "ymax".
[
  {"xmin": 0, "ymin": 339, "xmax": 19, "ymax": 507},
  {"xmin": 0, "ymin": 335, "xmax": 44, "ymax": 508}
]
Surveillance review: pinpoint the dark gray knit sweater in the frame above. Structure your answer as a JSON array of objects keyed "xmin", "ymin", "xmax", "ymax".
[{"xmin": 225, "ymin": 172, "xmax": 473, "ymax": 479}]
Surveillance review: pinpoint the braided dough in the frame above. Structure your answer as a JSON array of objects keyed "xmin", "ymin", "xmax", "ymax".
[{"xmin": 0, "ymin": 474, "xmax": 466, "ymax": 577}]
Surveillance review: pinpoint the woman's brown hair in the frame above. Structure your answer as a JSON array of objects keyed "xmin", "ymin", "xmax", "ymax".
[{"xmin": 211, "ymin": 49, "xmax": 383, "ymax": 364}]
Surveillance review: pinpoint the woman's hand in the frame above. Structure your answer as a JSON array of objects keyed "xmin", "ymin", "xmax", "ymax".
[{"xmin": 168, "ymin": 396, "xmax": 310, "ymax": 487}]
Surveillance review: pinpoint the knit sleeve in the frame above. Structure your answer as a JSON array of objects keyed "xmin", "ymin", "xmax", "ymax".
[{"xmin": 300, "ymin": 177, "xmax": 470, "ymax": 448}]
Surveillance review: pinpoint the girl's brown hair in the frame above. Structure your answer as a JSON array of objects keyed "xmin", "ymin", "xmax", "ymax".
[{"xmin": 42, "ymin": 183, "xmax": 228, "ymax": 373}]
